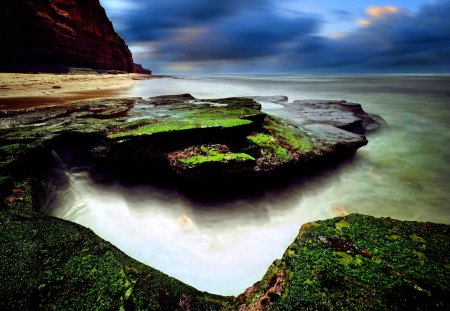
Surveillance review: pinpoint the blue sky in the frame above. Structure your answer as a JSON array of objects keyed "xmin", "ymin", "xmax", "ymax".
[{"xmin": 100, "ymin": 0, "xmax": 450, "ymax": 73}]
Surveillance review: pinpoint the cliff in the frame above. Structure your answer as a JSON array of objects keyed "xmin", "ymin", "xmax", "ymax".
[{"xmin": 0, "ymin": 0, "xmax": 150, "ymax": 73}]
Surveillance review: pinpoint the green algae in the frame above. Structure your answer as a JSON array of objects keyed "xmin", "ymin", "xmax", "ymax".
[
  {"xmin": 245, "ymin": 117, "xmax": 314, "ymax": 170},
  {"xmin": 248, "ymin": 133, "xmax": 290, "ymax": 162},
  {"xmin": 179, "ymin": 152, "xmax": 255, "ymax": 168},
  {"xmin": 238, "ymin": 214, "xmax": 450, "ymax": 310},
  {"xmin": 263, "ymin": 115, "xmax": 313, "ymax": 154},
  {"xmin": 109, "ymin": 117, "xmax": 252, "ymax": 139},
  {"xmin": 173, "ymin": 144, "xmax": 255, "ymax": 170},
  {"xmin": 108, "ymin": 102, "xmax": 259, "ymax": 139},
  {"xmin": 0, "ymin": 211, "xmax": 230, "ymax": 310}
]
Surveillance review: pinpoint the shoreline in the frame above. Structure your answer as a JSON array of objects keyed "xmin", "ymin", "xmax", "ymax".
[{"xmin": 0, "ymin": 73, "xmax": 156, "ymax": 111}]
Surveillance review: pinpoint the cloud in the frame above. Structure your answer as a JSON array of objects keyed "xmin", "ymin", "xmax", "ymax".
[
  {"xmin": 103, "ymin": 0, "xmax": 450, "ymax": 73},
  {"xmin": 286, "ymin": 0, "xmax": 450, "ymax": 72},
  {"xmin": 159, "ymin": 11, "xmax": 318, "ymax": 62},
  {"xmin": 357, "ymin": 5, "xmax": 400, "ymax": 27},
  {"xmin": 367, "ymin": 5, "xmax": 398, "ymax": 17},
  {"xmin": 101, "ymin": 0, "xmax": 265, "ymax": 41}
]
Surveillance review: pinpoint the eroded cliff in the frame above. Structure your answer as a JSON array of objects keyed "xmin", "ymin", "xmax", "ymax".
[{"xmin": 0, "ymin": 0, "xmax": 149, "ymax": 73}]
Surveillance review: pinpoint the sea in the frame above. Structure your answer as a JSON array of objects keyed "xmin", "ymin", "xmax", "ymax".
[{"xmin": 49, "ymin": 74, "xmax": 450, "ymax": 295}]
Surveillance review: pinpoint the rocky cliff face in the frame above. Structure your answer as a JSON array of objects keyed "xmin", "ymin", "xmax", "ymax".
[{"xmin": 0, "ymin": 0, "xmax": 149, "ymax": 73}]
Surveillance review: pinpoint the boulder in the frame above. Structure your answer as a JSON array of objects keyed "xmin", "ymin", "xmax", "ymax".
[{"xmin": 237, "ymin": 214, "xmax": 450, "ymax": 310}]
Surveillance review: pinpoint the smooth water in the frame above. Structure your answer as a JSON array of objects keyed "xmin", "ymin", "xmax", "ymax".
[{"xmin": 50, "ymin": 75, "xmax": 450, "ymax": 295}]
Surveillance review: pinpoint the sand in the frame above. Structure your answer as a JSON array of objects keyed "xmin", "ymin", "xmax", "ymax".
[{"xmin": 0, "ymin": 73, "xmax": 152, "ymax": 110}]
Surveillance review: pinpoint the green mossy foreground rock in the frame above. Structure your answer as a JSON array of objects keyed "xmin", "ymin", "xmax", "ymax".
[
  {"xmin": 0, "ymin": 180, "xmax": 229, "ymax": 310},
  {"xmin": 236, "ymin": 214, "xmax": 450, "ymax": 310}
]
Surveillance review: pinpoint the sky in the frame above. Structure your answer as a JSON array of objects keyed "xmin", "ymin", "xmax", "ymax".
[{"xmin": 100, "ymin": 0, "xmax": 450, "ymax": 74}]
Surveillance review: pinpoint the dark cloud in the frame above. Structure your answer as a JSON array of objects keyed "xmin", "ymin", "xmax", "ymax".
[
  {"xmin": 286, "ymin": 0, "xmax": 450, "ymax": 72},
  {"xmin": 103, "ymin": 0, "xmax": 450, "ymax": 73},
  {"xmin": 331, "ymin": 9, "xmax": 354, "ymax": 21},
  {"xmin": 159, "ymin": 10, "xmax": 318, "ymax": 61},
  {"xmin": 103, "ymin": 0, "xmax": 265, "ymax": 41}
]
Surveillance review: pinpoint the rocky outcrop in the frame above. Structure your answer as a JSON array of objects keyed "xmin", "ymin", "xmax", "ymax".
[
  {"xmin": 133, "ymin": 63, "xmax": 152, "ymax": 75},
  {"xmin": 251, "ymin": 96, "xmax": 386, "ymax": 135},
  {"xmin": 0, "ymin": 95, "xmax": 373, "ymax": 187},
  {"xmin": 236, "ymin": 214, "xmax": 450, "ymax": 310},
  {"xmin": 0, "ymin": 0, "xmax": 150, "ymax": 73}
]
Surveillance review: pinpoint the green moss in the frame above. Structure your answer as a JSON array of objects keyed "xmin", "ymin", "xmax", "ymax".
[
  {"xmin": 245, "ymin": 116, "xmax": 314, "ymax": 170},
  {"xmin": 411, "ymin": 234, "xmax": 426, "ymax": 244},
  {"xmin": 108, "ymin": 108, "xmax": 255, "ymax": 139},
  {"xmin": 0, "ymin": 212, "xmax": 231, "ymax": 310},
  {"xmin": 248, "ymin": 133, "xmax": 290, "ymax": 162},
  {"xmin": 175, "ymin": 144, "xmax": 255, "ymax": 169},
  {"xmin": 179, "ymin": 153, "xmax": 255, "ymax": 167},
  {"xmin": 335, "ymin": 219, "xmax": 350, "ymax": 232},
  {"xmin": 263, "ymin": 115, "xmax": 313, "ymax": 153},
  {"xmin": 238, "ymin": 214, "xmax": 450, "ymax": 310}
]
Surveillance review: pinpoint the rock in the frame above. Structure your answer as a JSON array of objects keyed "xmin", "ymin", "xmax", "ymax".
[
  {"xmin": 236, "ymin": 214, "xmax": 450, "ymax": 310},
  {"xmin": 250, "ymin": 95, "xmax": 289, "ymax": 103},
  {"xmin": 274, "ymin": 99, "xmax": 386, "ymax": 135},
  {"xmin": 303, "ymin": 124, "xmax": 367, "ymax": 152},
  {"xmin": 0, "ymin": 0, "xmax": 150, "ymax": 73},
  {"xmin": 0, "ymin": 190, "xmax": 229, "ymax": 310},
  {"xmin": 133, "ymin": 63, "xmax": 152, "ymax": 75},
  {"xmin": 0, "ymin": 95, "xmax": 371, "ymax": 185},
  {"xmin": 2, "ymin": 184, "xmax": 448, "ymax": 310}
]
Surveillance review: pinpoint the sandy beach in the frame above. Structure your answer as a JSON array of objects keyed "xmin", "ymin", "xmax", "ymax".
[{"xmin": 0, "ymin": 73, "xmax": 152, "ymax": 110}]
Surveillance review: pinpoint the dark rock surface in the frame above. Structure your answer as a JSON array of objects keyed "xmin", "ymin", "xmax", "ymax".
[
  {"xmin": 292, "ymin": 100, "xmax": 386, "ymax": 134},
  {"xmin": 252, "ymin": 97, "xmax": 386, "ymax": 135},
  {"xmin": 0, "ymin": 0, "xmax": 150, "ymax": 73}
]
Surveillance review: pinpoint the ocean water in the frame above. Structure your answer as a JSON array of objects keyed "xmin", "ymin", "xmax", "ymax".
[{"xmin": 49, "ymin": 75, "xmax": 450, "ymax": 295}]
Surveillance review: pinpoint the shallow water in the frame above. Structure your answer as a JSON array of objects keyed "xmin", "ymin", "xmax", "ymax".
[{"xmin": 50, "ymin": 75, "xmax": 450, "ymax": 295}]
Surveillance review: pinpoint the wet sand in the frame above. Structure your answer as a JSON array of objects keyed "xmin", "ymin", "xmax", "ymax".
[{"xmin": 0, "ymin": 73, "xmax": 152, "ymax": 111}]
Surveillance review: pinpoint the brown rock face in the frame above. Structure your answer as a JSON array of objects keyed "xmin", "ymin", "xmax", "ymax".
[{"xmin": 0, "ymin": 0, "xmax": 148, "ymax": 73}]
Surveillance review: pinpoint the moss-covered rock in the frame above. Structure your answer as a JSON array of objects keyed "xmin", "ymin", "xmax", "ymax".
[
  {"xmin": 168, "ymin": 144, "xmax": 256, "ymax": 180},
  {"xmin": 236, "ymin": 214, "xmax": 450, "ymax": 310},
  {"xmin": 0, "ymin": 209, "xmax": 230, "ymax": 310},
  {"xmin": 1, "ymin": 94, "xmax": 370, "ymax": 185}
]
